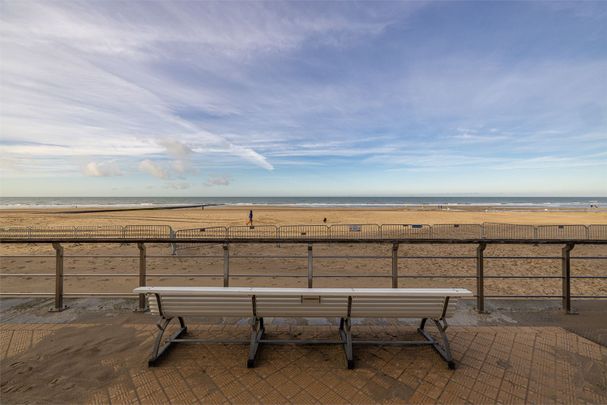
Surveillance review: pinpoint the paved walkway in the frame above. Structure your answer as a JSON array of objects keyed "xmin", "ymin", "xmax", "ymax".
[{"xmin": 1, "ymin": 299, "xmax": 606, "ymax": 404}]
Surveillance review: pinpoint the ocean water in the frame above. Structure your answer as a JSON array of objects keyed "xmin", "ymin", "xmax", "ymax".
[{"xmin": 0, "ymin": 196, "xmax": 605, "ymax": 209}]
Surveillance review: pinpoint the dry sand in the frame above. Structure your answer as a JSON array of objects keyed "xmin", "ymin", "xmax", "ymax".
[{"xmin": 1, "ymin": 206, "xmax": 606, "ymax": 298}]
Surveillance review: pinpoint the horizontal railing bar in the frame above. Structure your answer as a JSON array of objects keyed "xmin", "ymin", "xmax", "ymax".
[
  {"xmin": 172, "ymin": 339, "xmax": 250, "ymax": 344},
  {"xmin": 0, "ymin": 255, "xmax": 56, "ymax": 258},
  {"xmin": 2, "ymin": 238, "xmax": 606, "ymax": 244},
  {"xmin": 485, "ymin": 275, "xmax": 560, "ymax": 279},
  {"xmin": 307, "ymin": 275, "xmax": 391, "ymax": 278},
  {"xmin": 484, "ymin": 295, "xmax": 560, "ymax": 298},
  {"xmin": 315, "ymin": 255, "xmax": 390, "ymax": 259},
  {"xmin": 64, "ymin": 274, "xmax": 139, "ymax": 277},
  {"xmin": 1, "ymin": 273, "xmax": 605, "ymax": 279},
  {"xmin": 1, "ymin": 254, "xmax": 604, "ymax": 261},
  {"xmin": 227, "ymin": 274, "xmax": 307, "ymax": 278},
  {"xmin": 65, "ymin": 293, "xmax": 136, "ymax": 297},
  {"xmin": 230, "ymin": 256, "xmax": 307, "ymax": 259},
  {"xmin": 147, "ymin": 274, "xmax": 221, "ymax": 278},
  {"xmin": 396, "ymin": 275, "xmax": 474, "ymax": 279},
  {"xmin": 485, "ymin": 256, "xmax": 560, "ymax": 260},
  {"xmin": 397, "ymin": 256, "xmax": 475, "ymax": 259},
  {"xmin": 150, "ymin": 255, "xmax": 224, "ymax": 259},
  {"xmin": 0, "ymin": 292, "xmax": 54, "ymax": 296},
  {"xmin": 153, "ymin": 255, "xmax": 223, "ymax": 259},
  {"xmin": 485, "ymin": 295, "xmax": 607, "ymax": 299},
  {"xmin": 569, "ymin": 276, "xmax": 607, "ymax": 279},
  {"xmin": 1, "ymin": 292, "xmax": 605, "ymax": 300},
  {"xmin": 0, "ymin": 292, "xmax": 134, "ymax": 297},
  {"xmin": 62, "ymin": 255, "xmax": 139, "ymax": 258}
]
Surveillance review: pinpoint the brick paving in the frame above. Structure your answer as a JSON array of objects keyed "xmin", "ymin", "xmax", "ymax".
[{"xmin": 2, "ymin": 313, "xmax": 607, "ymax": 404}]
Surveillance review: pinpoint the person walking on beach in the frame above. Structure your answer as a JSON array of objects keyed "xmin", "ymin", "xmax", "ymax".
[{"xmin": 247, "ymin": 210, "xmax": 253, "ymax": 226}]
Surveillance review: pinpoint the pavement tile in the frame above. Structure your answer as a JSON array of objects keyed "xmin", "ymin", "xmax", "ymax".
[{"xmin": 1, "ymin": 317, "xmax": 607, "ymax": 405}]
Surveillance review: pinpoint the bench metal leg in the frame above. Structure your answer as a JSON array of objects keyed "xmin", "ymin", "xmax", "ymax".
[
  {"xmin": 339, "ymin": 317, "xmax": 354, "ymax": 369},
  {"xmin": 418, "ymin": 318, "xmax": 455, "ymax": 370},
  {"xmin": 247, "ymin": 317, "xmax": 265, "ymax": 368},
  {"xmin": 149, "ymin": 316, "xmax": 188, "ymax": 366}
]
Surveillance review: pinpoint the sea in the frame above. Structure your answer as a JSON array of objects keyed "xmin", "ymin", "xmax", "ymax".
[{"xmin": 0, "ymin": 196, "xmax": 605, "ymax": 209}]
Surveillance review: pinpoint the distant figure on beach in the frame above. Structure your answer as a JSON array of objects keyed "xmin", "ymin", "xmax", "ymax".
[
  {"xmin": 247, "ymin": 210, "xmax": 253, "ymax": 226},
  {"xmin": 323, "ymin": 217, "xmax": 327, "ymax": 223}
]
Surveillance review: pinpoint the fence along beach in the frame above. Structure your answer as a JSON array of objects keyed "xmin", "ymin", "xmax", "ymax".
[{"xmin": 0, "ymin": 205, "xmax": 606, "ymax": 308}]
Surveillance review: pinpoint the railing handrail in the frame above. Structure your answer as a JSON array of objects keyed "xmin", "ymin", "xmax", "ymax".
[
  {"xmin": 1, "ymin": 237, "xmax": 607, "ymax": 244},
  {"xmin": 1, "ymin": 237, "xmax": 605, "ymax": 314},
  {"xmin": 0, "ymin": 222, "xmax": 605, "ymax": 241}
]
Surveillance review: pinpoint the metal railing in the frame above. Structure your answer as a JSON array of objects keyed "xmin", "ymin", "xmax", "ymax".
[
  {"xmin": 1, "ymin": 223, "xmax": 606, "ymax": 242},
  {"xmin": 1, "ymin": 234, "xmax": 605, "ymax": 315}
]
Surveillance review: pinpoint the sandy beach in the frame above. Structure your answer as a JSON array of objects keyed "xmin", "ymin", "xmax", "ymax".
[{"xmin": 0, "ymin": 206, "xmax": 606, "ymax": 298}]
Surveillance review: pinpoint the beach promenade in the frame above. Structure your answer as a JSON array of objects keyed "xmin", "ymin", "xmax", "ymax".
[
  {"xmin": 1, "ymin": 207, "xmax": 606, "ymax": 404},
  {"xmin": 1, "ymin": 297, "xmax": 606, "ymax": 404}
]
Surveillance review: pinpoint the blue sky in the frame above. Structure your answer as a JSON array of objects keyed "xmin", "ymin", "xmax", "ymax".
[{"xmin": 0, "ymin": 0, "xmax": 606, "ymax": 196}]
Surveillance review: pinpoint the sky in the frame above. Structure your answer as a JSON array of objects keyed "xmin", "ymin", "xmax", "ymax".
[{"xmin": 0, "ymin": 0, "xmax": 606, "ymax": 197}]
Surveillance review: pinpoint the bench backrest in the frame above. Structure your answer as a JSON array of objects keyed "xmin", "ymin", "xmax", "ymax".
[{"xmin": 136, "ymin": 287, "xmax": 472, "ymax": 320}]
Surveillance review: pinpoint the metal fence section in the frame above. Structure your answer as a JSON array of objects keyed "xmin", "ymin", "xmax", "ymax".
[
  {"xmin": 329, "ymin": 224, "xmax": 382, "ymax": 239},
  {"xmin": 73, "ymin": 226, "xmax": 124, "ymax": 238},
  {"xmin": 228, "ymin": 225, "xmax": 278, "ymax": 239},
  {"xmin": 431, "ymin": 224, "xmax": 482, "ymax": 239},
  {"xmin": 175, "ymin": 227, "xmax": 228, "ymax": 239},
  {"xmin": 279, "ymin": 225, "xmax": 330, "ymax": 239},
  {"xmin": 536, "ymin": 225, "xmax": 589, "ymax": 239},
  {"xmin": 174, "ymin": 227, "xmax": 228, "ymax": 252},
  {"xmin": 380, "ymin": 224, "xmax": 432, "ymax": 239},
  {"xmin": 123, "ymin": 225, "xmax": 173, "ymax": 239},
  {"xmin": 483, "ymin": 223, "xmax": 536, "ymax": 239},
  {"xmin": 29, "ymin": 226, "xmax": 81, "ymax": 239},
  {"xmin": 589, "ymin": 225, "xmax": 607, "ymax": 240}
]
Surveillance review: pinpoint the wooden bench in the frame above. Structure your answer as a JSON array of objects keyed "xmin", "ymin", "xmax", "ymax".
[{"xmin": 133, "ymin": 287, "xmax": 472, "ymax": 369}]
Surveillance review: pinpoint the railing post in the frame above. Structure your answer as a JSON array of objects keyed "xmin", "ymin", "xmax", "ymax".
[
  {"xmin": 50, "ymin": 242, "xmax": 66, "ymax": 312},
  {"xmin": 476, "ymin": 242, "xmax": 487, "ymax": 313},
  {"xmin": 223, "ymin": 243, "xmax": 230, "ymax": 287},
  {"xmin": 169, "ymin": 227, "xmax": 176, "ymax": 256},
  {"xmin": 392, "ymin": 243, "xmax": 399, "ymax": 288},
  {"xmin": 136, "ymin": 242, "xmax": 147, "ymax": 312},
  {"xmin": 307, "ymin": 243, "xmax": 313, "ymax": 288},
  {"xmin": 562, "ymin": 243, "xmax": 575, "ymax": 314}
]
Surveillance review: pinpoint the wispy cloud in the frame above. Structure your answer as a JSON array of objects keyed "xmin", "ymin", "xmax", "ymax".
[{"xmin": 1, "ymin": 1, "xmax": 605, "ymax": 195}]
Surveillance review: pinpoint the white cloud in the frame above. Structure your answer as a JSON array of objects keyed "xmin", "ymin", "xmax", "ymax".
[
  {"xmin": 205, "ymin": 175, "xmax": 230, "ymax": 186},
  {"xmin": 138, "ymin": 159, "xmax": 168, "ymax": 179},
  {"xmin": 83, "ymin": 161, "xmax": 122, "ymax": 177}
]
